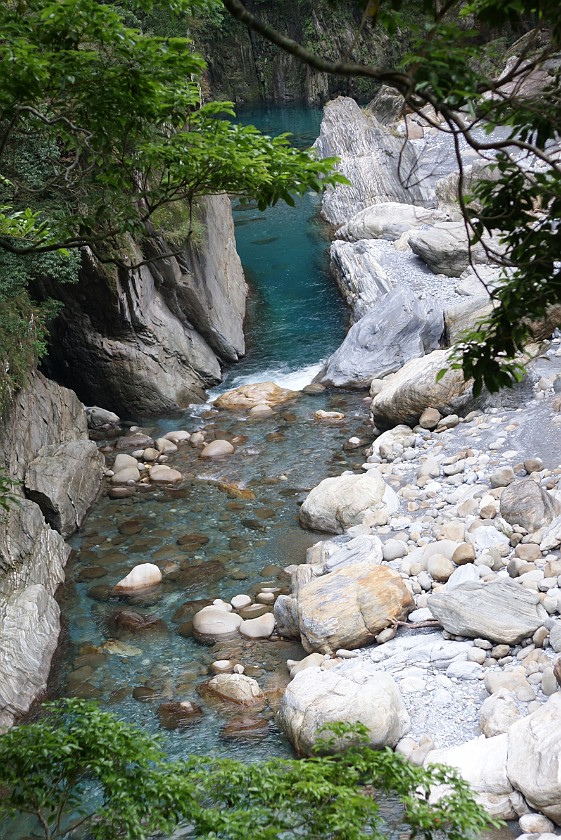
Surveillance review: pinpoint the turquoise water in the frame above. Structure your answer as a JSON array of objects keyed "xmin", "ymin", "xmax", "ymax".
[
  {"xmin": 224, "ymin": 105, "xmax": 348, "ymax": 389},
  {"xmin": 46, "ymin": 107, "xmax": 359, "ymax": 762},
  {"xmin": 2, "ymin": 105, "xmax": 367, "ymax": 840}
]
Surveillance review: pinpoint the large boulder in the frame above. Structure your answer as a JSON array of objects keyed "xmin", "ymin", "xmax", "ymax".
[
  {"xmin": 24, "ymin": 440, "xmax": 103, "ymax": 537},
  {"xmin": 425, "ymin": 734, "xmax": 520, "ymax": 820},
  {"xmin": 336, "ymin": 203, "xmax": 448, "ymax": 242},
  {"xmin": 299, "ymin": 470, "xmax": 399, "ymax": 533},
  {"xmin": 428, "ymin": 578, "xmax": 548, "ymax": 644},
  {"xmin": 500, "ymin": 478, "xmax": 561, "ymax": 532},
  {"xmin": 371, "ymin": 348, "xmax": 474, "ymax": 430},
  {"xmin": 294, "ymin": 563, "xmax": 414, "ymax": 654},
  {"xmin": 314, "ymin": 97, "xmax": 423, "ymax": 226},
  {"xmin": 214, "ymin": 381, "xmax": 298, "ymax": 410},
  {"xmin": 279, "ymin": 661, "xmax": 410, "ymax": 756},
  {"xmin": 507, "ymin": 693, "xmax": 561, "ymax": 823},
  {"xmin": 329, "ymin": 240, "xmax": 395, "ymax": 322},
  {"xmin": 320, "ymin": 286, "xmax": 444, "ymax": 389},
  {"xmin": 408, "ymin": 222, "xmax": 493, "ymax": 277}
]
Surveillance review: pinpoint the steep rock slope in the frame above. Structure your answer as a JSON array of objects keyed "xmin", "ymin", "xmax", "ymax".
[
  {"xmin": 0, "ymin": 372, "xmax": 102, "ymax": 729},
  {"xmin": 38, "ymin": 194, "xmax": 247, "ymax": 417}
]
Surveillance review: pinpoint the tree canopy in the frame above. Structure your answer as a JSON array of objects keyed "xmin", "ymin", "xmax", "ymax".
[{"xmin": 220, "ymin": 0, "xmax": 561, "ymax": 395}]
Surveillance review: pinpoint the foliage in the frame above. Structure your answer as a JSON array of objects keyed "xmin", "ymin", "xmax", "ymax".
[
  {"xmin": 220, "ymin": 0, "xmax": 561, "ymax": 395},
  {"xmin": 0, "ymin": 700, "xmax": 501, "ymax": 840},
  {"xmin": 0, "ymin": 0, "xmax": 345, "ymax": 261}
]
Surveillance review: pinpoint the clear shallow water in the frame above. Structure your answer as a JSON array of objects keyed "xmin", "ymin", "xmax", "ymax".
[
  {"xmin": 40, "ymin": 107, "xmax": 358, "ymax": 774},
  {"xmin": 54, "ymin": 391, "xmax": 371, "ymax": 764}
]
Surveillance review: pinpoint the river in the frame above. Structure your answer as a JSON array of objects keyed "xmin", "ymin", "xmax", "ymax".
[{"xmin": 47, "ymin": 106, "xmax": 366, "ymax": 768}]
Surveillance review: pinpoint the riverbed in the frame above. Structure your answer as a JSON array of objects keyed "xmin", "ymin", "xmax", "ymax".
[{"xmin": 50, "ymin": 106, "xmax": 362, "ymax": 766}]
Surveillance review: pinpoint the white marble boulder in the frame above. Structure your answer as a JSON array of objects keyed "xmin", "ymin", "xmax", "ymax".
[
  {"xmin": 428, "ymin": 578, "xmax": 548, "ymax": 644},
  {"xmin": 507, "ymin": 693, "xmax": 561, "ymax": 824},
  {"xmin": 279, "ymin": 661, "xmax": 410, "ymax": 756},
  {"xmin": 371, "ymin": 348, "xmax": 475, "ymax": 430},
  {"xmin": 299, "ymin": 470, "xmax": 399, "ymax": 533}
]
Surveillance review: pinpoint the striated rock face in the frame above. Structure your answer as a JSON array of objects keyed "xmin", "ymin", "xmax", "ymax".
[
  {"xmin": 0, "ymin": 501, "xmax": 70, "ymax": 731},
  {"xmin": 320, "ymin": 285, "xmax": 444, "ymax": 389},
  {"xmin": 24, "ymin": 441, "xmax": 103, "ymax": 537},
  {"xmin": 314, "ymin": 97, "xmax": 424, "ymax": 226},
  {"xmin": 329, "ymin": 240, "xmax": 394, "ymax": 323},
  {"xmin": 0, "ymin": 371, "xmax": 100, "ymax": 729},
  {"xmin": 371, "ymin": 348, "xmax": 475, "ymax": 430},
  {"xmin": 38, "ymin": 195, "xmax": 247, "ymax": 416}
]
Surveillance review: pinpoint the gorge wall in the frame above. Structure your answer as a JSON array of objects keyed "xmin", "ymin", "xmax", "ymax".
[
  {"xmin": 37, "ymin": 194, "xmax": 247, "ymax": 418},
  {"xmin": 196, "ymin": 1, "xmax": 406, "ymax": 106},
  {"xmin": 0, "ymin": 372, "xmax": 103, "ymax": 730}
]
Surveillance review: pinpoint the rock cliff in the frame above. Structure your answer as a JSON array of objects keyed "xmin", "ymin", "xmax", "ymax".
[
  {"xmin": 38, "ymin": 194, "xmax": 247, "ymax": 417},
  {"xmin": 314, "ymin": 97, "xmax": 424, "ymax": 226},
  {"xmin": 0, "ymin": 372, "xmax": 102, "ymax": 729},
  {"xmin": 197, "ymin": 3, "xmax": 399, "ymax": 106}
]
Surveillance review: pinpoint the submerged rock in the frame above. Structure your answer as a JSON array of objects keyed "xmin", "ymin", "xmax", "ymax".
[{"xmin": 157, "ymin": 701, "xmax": 204, "ymax": 730}]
